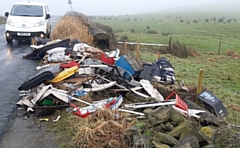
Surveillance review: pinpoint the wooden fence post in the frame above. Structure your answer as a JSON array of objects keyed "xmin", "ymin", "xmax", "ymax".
[
  {"xmin": 157, "ymin": 52, "xmax": 161, "ymax": 60},
  {"xmin": 124, "ymin": 40, "xmax": 127, "ymax": 54},
  {"xmin": 136, "ymin": 43, "xmax": 140, "ymax": 61},
  {"xmin": 218, "ymin": 38, "xmax": 222, "ymax": 55},
  {"xmin": 196, "ymin": 69, "xmax": 204, "ymax": 98},
  {"xmin": 168, "ymin": 37, "xmax": 172, "ymax": 51}
]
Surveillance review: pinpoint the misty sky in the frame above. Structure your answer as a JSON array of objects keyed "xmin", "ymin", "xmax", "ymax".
[{"xmin": 0, "ymin": 0, "xmax": 233, "ymax": 16}]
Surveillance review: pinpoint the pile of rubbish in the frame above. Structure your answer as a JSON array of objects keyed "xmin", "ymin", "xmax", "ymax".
[
  {"xmin": 17, "ymin": 36, "xmax": 232, "ymax": 147},
  {"xmin": 18, "ymin": 36, "xmax": 178, "ymax": 117}
]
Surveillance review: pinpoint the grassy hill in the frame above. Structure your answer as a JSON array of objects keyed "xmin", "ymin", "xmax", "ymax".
[{"xmin": 92, "ymin": 11, "xmax": 240, "ymax": 54}]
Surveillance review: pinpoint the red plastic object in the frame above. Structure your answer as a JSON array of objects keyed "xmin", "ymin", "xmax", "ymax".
[
  {"xmin": 165, "ymin": 91, "xmax": 188, "ymax": 111},
  {"xmin": 100, "ymin": 53, "xmax": 114, "ymax": 65},
  {"xmin": 70, "ymin": 103, "xmax": 90, "ymax": 118},
  {"xmin": 104, "ymin": 99, "xmax": 117, "ymax": 108},
  {"xmin": 60, "ymin": 60, "xmax": 80, "ymax": 68}
]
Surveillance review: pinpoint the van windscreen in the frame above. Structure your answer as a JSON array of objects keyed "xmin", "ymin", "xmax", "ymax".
[{"xmin": 10, "ymin": 5, "xmax": 43, "ymax": 17}]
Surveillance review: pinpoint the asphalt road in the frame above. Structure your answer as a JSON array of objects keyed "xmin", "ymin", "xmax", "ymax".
[
  {"xmin": 0, "ymin": 25, "xmax": 38, "ymax": 138},
  {"xmin": 0, "ymin": 16, "xmax": 60, "ymax": 138}
]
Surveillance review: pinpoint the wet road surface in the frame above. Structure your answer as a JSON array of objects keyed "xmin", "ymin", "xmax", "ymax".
[
  {"xmin": 0, "ymin": 16, "xmax": 60, "ymax": 138},
  {"xmin": 0, "ymin": 26, "xmax": 38, "ymax": 137}
]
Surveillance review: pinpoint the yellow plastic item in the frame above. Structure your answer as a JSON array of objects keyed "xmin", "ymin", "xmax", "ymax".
[
  {"xmin": 49, "ymin": 66, "xmax": 79, "ymax": 83},
  {"xmin": 39, "ymin": 118, "xmax": 49, "ymax": 122}
]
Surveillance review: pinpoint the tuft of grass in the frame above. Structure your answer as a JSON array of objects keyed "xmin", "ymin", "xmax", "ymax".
[
  {"xmin": 73, "ymin": 109, "xmax": 131, "ymax": 148},
  {"xmin": 51, "ymin": 96, "xmax": 133, "ymax": 148},
  {"xmin": 51, "ymin": 14, "xmax": 93, "ymax": 44}
]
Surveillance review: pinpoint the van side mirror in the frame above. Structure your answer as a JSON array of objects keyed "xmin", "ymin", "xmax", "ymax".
[
  {"xmin": 46, "ymin": 14, "xmax": 51, "ymax": 19},
  {"xmin": 5, "ymin": 12, "xmax": 9, "ymax": 17}
]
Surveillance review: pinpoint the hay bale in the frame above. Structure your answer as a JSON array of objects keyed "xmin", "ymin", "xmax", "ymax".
[{"xmin": 51, "ymin": 15, "xmax": 93, "ymax": 44}]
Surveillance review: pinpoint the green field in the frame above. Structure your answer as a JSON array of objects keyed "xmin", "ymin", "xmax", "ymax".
[
  {"xmin": 93, "ymin": 12, "xmax": 240, "ymax": 54},
  {"xmin": 92, "ymin": 12, "xmax": 240, "ymax": 124}
]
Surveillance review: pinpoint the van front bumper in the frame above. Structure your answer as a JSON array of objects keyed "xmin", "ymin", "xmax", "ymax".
[{"xmin": 5, "ymin": 31, "xmax": 46, "ymax": 40}]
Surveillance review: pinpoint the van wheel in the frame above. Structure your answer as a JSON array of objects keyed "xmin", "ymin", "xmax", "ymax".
[{"xmin": 6, "ymin": 38, "xmax": 13, "ymax": 44}]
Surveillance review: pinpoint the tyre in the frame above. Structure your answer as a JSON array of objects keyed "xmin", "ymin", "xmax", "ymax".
[{"xmin": 6, "ymin": 38, "xmax": 13, "ymax": 44}]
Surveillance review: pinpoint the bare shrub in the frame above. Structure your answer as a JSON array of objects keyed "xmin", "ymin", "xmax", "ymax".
[
  {"xmin": 147, "ymin": 30, "xmax": 157, "ymax": 34},
  {"xmin": 117, "ymin": 30, "xmax": 123, "ymax": 33},
  {"xmin": 130, "ymin": 28, "xmax": 135, "ymax": 33},
  {"xmin": 227, "ymin": 19, "xmax": 232, "ymax": 23},
  {"xmin": 193, "ymin": 20, "xmax": 198, "ymax": 23},
  {"xmin": 162, "ymin": 32, "xmax": 171, "ymax": 36},
  {"xmin": 120, "ymin": 35, "xmax": 128, "ymax": 41},
  {"xmin": 218, "ymin": 17, "xmax": 225, "ymax": 23},
  {"xmin": 159, "ymin": 42, "xmax": 201, "ymax": 58}
]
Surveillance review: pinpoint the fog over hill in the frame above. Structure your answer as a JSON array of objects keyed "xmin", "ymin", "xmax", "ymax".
[
  {"xmin": 0, "ymin": 0, "xmax": 239, "ymax": 17},
  {"xmin": 158, "ymin": 1, "xmax": 240, "ymax": 16}
]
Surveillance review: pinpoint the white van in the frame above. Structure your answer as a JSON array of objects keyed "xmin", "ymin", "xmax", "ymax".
[{"xmin": 4, "ymin": 2, "xmax": 51, "ymax": 44}]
